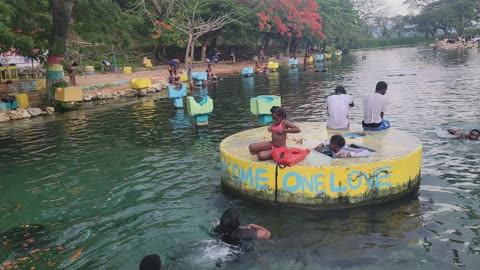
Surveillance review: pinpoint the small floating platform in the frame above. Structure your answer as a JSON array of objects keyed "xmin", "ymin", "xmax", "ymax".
[{"xmin": 220, "ymin": 122, "xmax": 422, "ymax": 209}]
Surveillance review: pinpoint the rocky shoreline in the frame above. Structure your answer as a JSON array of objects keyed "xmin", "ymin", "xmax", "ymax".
[{"xmin": 0, "ymin": 107, "xmax": 55, "ymax": 122}]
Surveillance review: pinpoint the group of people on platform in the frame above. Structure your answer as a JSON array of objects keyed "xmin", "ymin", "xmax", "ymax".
[{"xmin": 249, "ymin": 80, "xmax": 478, "ymax": 165}]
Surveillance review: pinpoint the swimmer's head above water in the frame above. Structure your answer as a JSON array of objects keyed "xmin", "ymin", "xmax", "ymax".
[{"xmin": 469, "ymin": 129, "xmax": 480, "ymax": 140}]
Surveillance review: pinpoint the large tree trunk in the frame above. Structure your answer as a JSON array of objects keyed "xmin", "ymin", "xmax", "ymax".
[
  {"xmin": 185, "ymin": 35, "xmax": 193, "ymax": 81},
  {"xmin": 286, "ymin": 37, "xmax": 292, "ymax": 56},
  {"xmin": 201, "ymin": 38, "xmax": 208, "ymax": 63},
  {"xmin": 46, "ymin": 0, "xmax": 76, "ymax": 106}
]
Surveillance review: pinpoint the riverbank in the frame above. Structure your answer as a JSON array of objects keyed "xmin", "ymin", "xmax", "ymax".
[
  {"xmin": 433, "ymin": 39, "xmax": 479, "ymax": 49},
  {"xmin": 0, "ymin": 58, "xmax": 290, "ymax": 123}
]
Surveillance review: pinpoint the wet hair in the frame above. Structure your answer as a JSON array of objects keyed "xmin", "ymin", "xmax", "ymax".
[
  {"xmin": 270, "ymin": 106, "xmax": 287, "ymax": 120},
  {"xmin": 215, "ymin": 208, "xmax": 242, "ymax": 244},
  {"xmin": 375, "ymin": 81, "xmax": 387, "ymax": 92},
  {"xmin": 139, "ymin": 254, "xmax": 161, "ymax": 270},
  {"xmin": 334, "ymin": 86, "xmax": 346, "ymax": 94},
  {"xmin": 330, "ymin": 135, "xmax": 346, "ymax": 148},
  {"xmin": 471, "ymin": 129, "xmax": 480, "ymax": 134}
]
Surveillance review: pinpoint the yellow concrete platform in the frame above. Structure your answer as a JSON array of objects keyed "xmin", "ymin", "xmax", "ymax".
[
  {"xmin": 55, "ymin": 87, "xmax": 83, "ymax": 102},
  {"xmin": 130, "ymin": 78, "xmax": 152, "ymax": 89},
  {"xmin": 220, "ymin": 122, "xmax": 422, "ymax": 209}
]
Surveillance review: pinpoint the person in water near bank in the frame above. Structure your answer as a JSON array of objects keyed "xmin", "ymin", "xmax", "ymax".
[
  {"xmin": 249, "ymin": 106, "xmax": 301, "ymax": 160},
  {"xmin": 216, "ymin": 208, "xmax": 271, "ymax": 245},
  {"xmin": 448, "ymin": 129, "xmax": 480, "ymax": 140},
  {"xmin": 315, "ymin": 135, "xmax": 370, "ymax": 158},
  {"xmin": 327, "ymin": 86, "xmax": 354, "ymax": 130},
  {"xmin": 362, "ymin": 81, "xmax": 390, "ymax": 131},
  {"xmin": 139, "ymin": 254, "xmax": 161, "ymax": 270}
]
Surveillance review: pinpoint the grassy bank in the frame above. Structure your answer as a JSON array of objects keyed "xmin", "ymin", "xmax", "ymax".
[{"xmin": 350, "ymin": 37, "xmax": 433, "ymax": 50}]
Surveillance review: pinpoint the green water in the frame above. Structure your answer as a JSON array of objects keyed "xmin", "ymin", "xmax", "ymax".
[{"xmin": 1, "ymin": 47, "xmax": 479, "ymax": 269}]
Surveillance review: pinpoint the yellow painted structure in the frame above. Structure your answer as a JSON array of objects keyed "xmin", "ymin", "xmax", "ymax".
[
  {"xmin": 220, "ymin": 122, "xmax": 422, "ymax": 209},
  {"xmin": 130, "ymin": 78, "xmax": 152, "ymax": 89},
  {"xmin": 267, "ymin": 61, "xmax": 279, "ymax": 72},
  {"xmin": 179, "ymin": 73, "xmax": 188, "ymax": 82},
  {"xmin": 123, "ymin": 67, "xmax": 132, "ymax": 74},
  {"xmin": 324, "ymin": 53, "xmax": 332, "ymax": 59},
  {"xmin": 0, "ymin": 66, "xmax": 19, "ymax": 82},
  {"xmin": 36, "ymin": 80, "xmax": 46, "ymax": 90},
  {"xmin": 250, "ymin": 95, "xmax": 281, "ymax": 115},
  {"xmin": 55, "ymin": 87, "xmax": 83, "ymax": 102},
  {"xmin": 307, "ymin": 56, "xmax": 314, "ymax": 64},
  {"xmin": 15, "ymin": 93, "xmax": 29, "ymax": 108},
  {"xmin": 144, "ymin": 59, "xmax": 153, "ymax": 68}
]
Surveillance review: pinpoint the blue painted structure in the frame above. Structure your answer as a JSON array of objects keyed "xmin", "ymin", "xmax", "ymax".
[
  {"xmin": 241, "ymin": 67, "xmax": 254, "ymax": 77},
  {"xmin": 167, "ymin": 84, "xmax": 187, "ymax": 108},
  {"xmin": 288, "ymin": 58, "xmax": 298, "ymax": 68},
  {"xmin": 316, "ymin": 54, "xmax": 324, "ymax": 62},
  {"xmin": 192, "ymin": 72, "xmax": 208, "ymax": 86},
  {"xmin": 250, "ymin": 95, "xmax": 281, "ymax": 125}
]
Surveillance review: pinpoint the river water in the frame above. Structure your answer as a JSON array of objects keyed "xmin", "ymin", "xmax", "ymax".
[{"xmin": 0, "ymin": 47, "xmax": 479, "ymax": 269}]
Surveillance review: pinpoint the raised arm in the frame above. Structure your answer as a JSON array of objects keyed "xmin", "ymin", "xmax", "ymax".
[
  {"xmin": 246, "ymin": 223, "xmax": 272, "ymax": 239},
  {"xmin": 284, "ymin": 120, "xmax": 301, "ymax": 133}
]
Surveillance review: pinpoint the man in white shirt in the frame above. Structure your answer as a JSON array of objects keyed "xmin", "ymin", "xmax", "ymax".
[
  {"xmin": 314, "ymin": 135, "xmax": 369, "ymax": 158},
  {"xmin": 326, "ymin": 86, "xmax": 354, "ymax": 130},
  {"xmin": 362, "ymin": 81, "xmax": 390, "ymax": 131}
]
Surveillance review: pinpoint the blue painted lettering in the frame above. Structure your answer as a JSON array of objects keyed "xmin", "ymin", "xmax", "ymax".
[
  {"xmin": 282, "ymin": 172, "xmax": 302, "ymax": 192},
  {"xmin": 313, "ymin": 173, "xmax": 326, "ymax": 194},
  {"xmin": 329, "ymin": 171, "xmax": 347, "ymax": 193},
  {"xmin": 348, "ymin": 170, "xmax": 364, "ymax": 190},
  {"xmin": 240, "ymin": 167, "xmax": 253, "ymax": 185},
  {"xmin": 374, "ymin": 165, "xmax": 392, "ymax": 188},
  {"xmin": 255, "ymin": 168, "xmax": 269, "ymax": 190},
  {"xmin": 232, "ymin": 164, "xmax": 240, "ymax": 181}
]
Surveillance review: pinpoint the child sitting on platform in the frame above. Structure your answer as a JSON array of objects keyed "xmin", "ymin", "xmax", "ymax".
[
  {"xmin": 315, "ymin": 135, "xmax": 370, "ymax": 158},
  {"xmin": 249, "ymin": 106, "xmax": 302, "ymax": 161}
]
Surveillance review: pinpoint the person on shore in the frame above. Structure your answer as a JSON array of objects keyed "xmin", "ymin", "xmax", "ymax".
[
  {"xmin": 315, "ymin": 135, "xmax": 370, "ymax": 158},
  {"xmin": 215, "ymin": 208, "xmax": 271, "ymax": 245},
  {"xmin": 67, "ymin": 62, "xmax": 78, "ymax": 86},
  {"xmin": 259, "ymin": 47, "xmax": 266, "ymax": 64},
  {"xmin": 327, "ymin": 86, "xmax": 354, "ymax": 130},
  {"xmin": 168, "ymin": 59, "xmax": 180, "ymax": 73},
  {"xmin": 448, "ymin": 129, "xmax": 480, "ymax": 141},
  {"xmin": 139, "ymin": 254, "xmax": 161, "ymax": 270},
  {"xmin": 249, "ymin": 106, "xmax": 301, "ymax": 160},
  {"xmin": 206, "ymin": 64, "xmax": 216, "ymax": 80},
  {"xmin": 254, "ymin": 61, "xmax": 262, "ymax": 73},
  {"xmin": 362, "ymin": 81, "xmax": 390, "ymax": 131}
]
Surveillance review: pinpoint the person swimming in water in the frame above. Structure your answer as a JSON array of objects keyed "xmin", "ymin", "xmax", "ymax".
[
  {"xmin": 215, "ymin": 208, "xmax": 271, "ymax": 245},
  {"xmin": 447, "ymin": 129, "xmax": 479, "ymax": 140},
  {"xmin": 249, "ymin": 106, "xmax": 301, "ymax": 160},
  {"xmin": 139, "ymin": 254, "xmax": 161, "ymax": 270}
]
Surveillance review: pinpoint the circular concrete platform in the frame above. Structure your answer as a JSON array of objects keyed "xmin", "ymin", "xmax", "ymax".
[{"xmin": 220, "ymin": 122, "xmax": 422, "ymax": 209}]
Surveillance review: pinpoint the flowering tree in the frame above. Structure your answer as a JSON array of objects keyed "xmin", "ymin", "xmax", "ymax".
[{"xmin": 256, "ymin": 0, "xmax": 326, "ymax": 55}]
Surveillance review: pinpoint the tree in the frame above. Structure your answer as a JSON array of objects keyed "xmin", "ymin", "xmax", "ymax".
[
  {"xmin": 318, "ymin": 0, "xmax": 362, "ymax": 50},
  {"xmin": 0, "ymin": 0, "xmax": 50, "ymax": 67},
  {"xmin": 144, "ymin": 0, "xmax": 242, "ymax": 80},
  {"xmin": 256, "ymin": 0, "xmax": 326, "ymax": 55}
]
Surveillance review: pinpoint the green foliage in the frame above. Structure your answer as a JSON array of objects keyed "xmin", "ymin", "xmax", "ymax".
[
  {"xmin": 72, "ymin": 0, "xmax": 144, "ymax": 49},
  {"xmin": 318, "ymin": 0, "xmax": 363, "ymax": 49},
  {"xmin": 0, "ymin": 0, "xmax": 50, "ymax": 58},
  {"xmin": 410, "ymin": 0, "xmax": 480, "ymax": 36}
]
